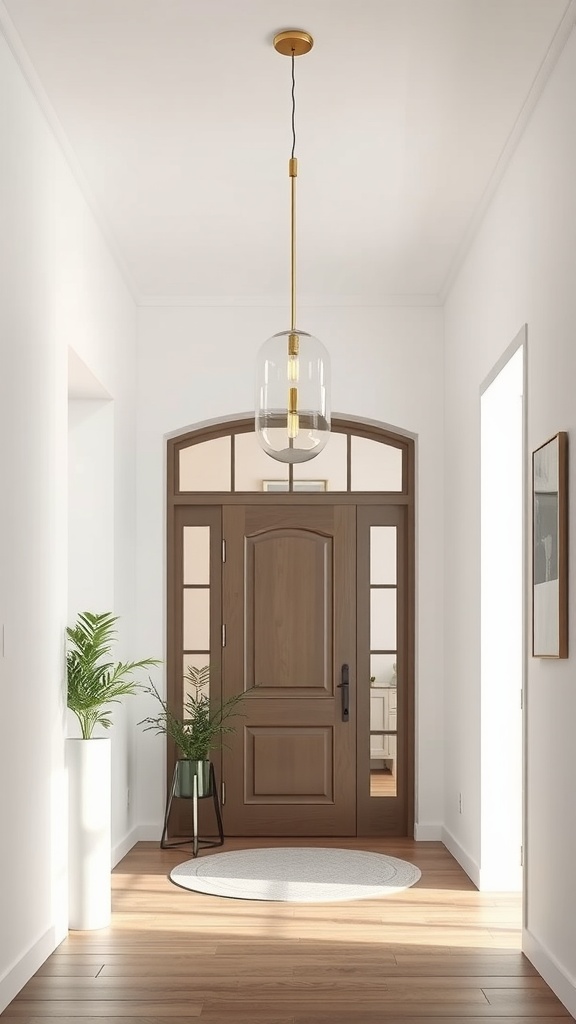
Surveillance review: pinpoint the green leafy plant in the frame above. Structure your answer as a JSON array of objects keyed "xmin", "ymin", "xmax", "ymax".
[
  {"xmin": 139, "ymin": 665, "xmax": 244, "ymax": 761},
  {"xmin": 67, "ymin": 611, "xmax": 160, "ymax": 739}
]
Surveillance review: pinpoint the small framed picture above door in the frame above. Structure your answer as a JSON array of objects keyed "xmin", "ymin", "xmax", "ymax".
[{"xmin": 532, "ymin": 431, "xmax": 568, "ymax": 658}]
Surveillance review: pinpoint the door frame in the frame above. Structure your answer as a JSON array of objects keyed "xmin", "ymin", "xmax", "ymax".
[{"xmin": 166, "ymin": 415, "xmax": 415, "ymax": 836}]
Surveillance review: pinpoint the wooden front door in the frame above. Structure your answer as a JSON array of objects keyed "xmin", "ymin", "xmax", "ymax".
[{"xmin": 222, "ymin": 505, "xmax": 356, "ymax": 835}]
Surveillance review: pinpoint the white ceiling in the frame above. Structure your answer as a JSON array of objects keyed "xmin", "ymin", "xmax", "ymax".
[{"xmin": 2, "ymin": 0, "xmax": 573, "ymax": 302}]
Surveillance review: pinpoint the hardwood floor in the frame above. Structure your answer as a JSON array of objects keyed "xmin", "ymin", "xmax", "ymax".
[
  {"xmin": 370, "ymin": 768, "xmax": 397, "ymax": 796},
  {"xmin": 3, "ymin": 838, "xmax": 573, "ymax": 1023}
]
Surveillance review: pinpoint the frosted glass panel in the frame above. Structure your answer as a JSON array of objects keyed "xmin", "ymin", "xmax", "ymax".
[
  {"xmin": 183, "ymin": 588, "xmax": 210, "ymax": 650},
  {"xmin": 351, "ymin": 437, "xmax": 402, "ymax": 491},
  {"xmin": 179, "ymin": 436, "xmax": 231, "ymax": 491},
  {"xmin": 183, "ymin": 526, "xmax": 210, "ymax": 585},
  {"xmin": 183, "ymin": 655, "xmax": 210, "ymax": 703},
  {"xmin": 370, "ymin": 589, "xmax": 397, "ymax": 650},
  {"xmin": 370, "ymin": 654, "xmax": 397, "ymax": 688},
  {"xmin": 370, "ymin": 526, "xmax": 397, "ymax": 584},
  {"xmin": 235, "ymin": 431, "xmax": 288, "ymax": 491},
  {"xmin": 293, "ymin": 431, "xmax": 347, "ymax": 491}
]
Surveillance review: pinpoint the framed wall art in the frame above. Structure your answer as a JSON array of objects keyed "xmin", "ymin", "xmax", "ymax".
[{"xmin": 532, "ymin": 431, "xmax": 568, "ymax": 658}]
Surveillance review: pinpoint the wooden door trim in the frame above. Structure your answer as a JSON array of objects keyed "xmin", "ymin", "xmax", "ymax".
[
  {"xmin": 166, "ymin": 504, "xmax": 222, "ymax": 838},
  {"xmin": 172, "ymin": 491, "xmax": 411, "ymax": 506},
  {"xmin": 169, "ymin": 416, "xmax": 414, "ymax": 500},
  {"xmin": 170, "ymin": 415, "xmax": 412, "ymax": 456},
  {"xmin": 167, "ymin": 416, "xmax": 416, "ymax": 837},
  {"xmin": 356, "ymin": 505, "xmax": 413, "ymax": 836}
]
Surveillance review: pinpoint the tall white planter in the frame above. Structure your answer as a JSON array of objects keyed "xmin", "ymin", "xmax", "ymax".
[{"xmin": 67, "ymin": 737, "xmax": 111, "ymax": 930}]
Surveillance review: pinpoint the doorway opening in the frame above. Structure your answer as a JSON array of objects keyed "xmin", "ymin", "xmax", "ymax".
[
  {"xmin": 480, "ymin": 331, "xmax": 525, "ymax": 890},
  {"xmin": 166, "ymin": 416, "xmax": 415, "ymax": 838}
]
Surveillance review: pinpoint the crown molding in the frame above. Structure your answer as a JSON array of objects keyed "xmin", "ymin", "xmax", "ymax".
[
  {"xmin": 0, "ymin": 1, "xmax": 139, "ymax": 303},
  {"xmin": 440, "ymin": 0, "xmax": 576, "ymax": 303}
]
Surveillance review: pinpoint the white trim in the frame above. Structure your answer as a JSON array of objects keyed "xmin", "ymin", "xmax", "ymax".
[
  {"xmin": 479, "ymin": 327, "xmax": 528, "ymax": 914},
  {"xmin": 478, "ymin": 331, "xmax": 527, "ymax": 898},
  {"xmin": 413, "ymin": 822, "xmax": 443, "ymax": 841},
  {"xmin": 440, "ymin": 0, "xmax": 576, "ymax": 301},
  {"xmin": 441, "ymin": 826, "xmax": 480, "ymax": 888},
  {"xmin": 479, "ymin": 325, "xmax": 527, "ymax": 397},
  {"xmin": 112, "ymin": 825, "xmax": 164, "ymax": 861},
  {"xmin": 523, "ymin": 928, "xmax": 576, "ymax": 1018},
  {"xmin": 112, "ymin": 826, "xmax": 141, "ymax": 868},
  {"xmin": 0, "ymin": 927, "xmax": 58, "ymax": 1015}
]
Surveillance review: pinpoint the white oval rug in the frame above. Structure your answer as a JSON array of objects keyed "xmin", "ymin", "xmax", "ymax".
[{"xmin": 169, "ymin": 847, "xmax": 421, "ymax": 902}]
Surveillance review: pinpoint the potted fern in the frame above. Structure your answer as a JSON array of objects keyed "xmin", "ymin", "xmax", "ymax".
[
  {"xmin": 140, "ymin": 665, "xmax": 244, "ymax": 801},
  {"xmin": 67, "ymin": 611, "xmax": 160, "ymax": 738},
  {"xmin": 66, "ymin": 611, "xmax": 159, "ymax": 929}
]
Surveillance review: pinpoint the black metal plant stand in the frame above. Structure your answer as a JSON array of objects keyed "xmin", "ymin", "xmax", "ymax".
[{"xmin": 161, "ymin": 761, "xmax": 224, "ymax": 857}]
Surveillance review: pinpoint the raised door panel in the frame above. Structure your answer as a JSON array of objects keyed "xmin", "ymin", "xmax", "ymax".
[
  {"xmin": 246, "ymin": 530, "xmax": 332, "ymax": 694},
  {"xmin": 246, "ymin": 726, "xmax": 333, "ymax": 802}
]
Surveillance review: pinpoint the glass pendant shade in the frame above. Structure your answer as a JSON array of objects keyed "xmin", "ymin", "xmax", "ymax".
[{"xmin": 255, "ymin": 329, "xmax": 331, "ymax": 464}]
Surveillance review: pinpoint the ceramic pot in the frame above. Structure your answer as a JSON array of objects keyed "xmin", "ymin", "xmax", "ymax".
[
  {"xmin": 174, "ymin": 758, "xmax": 212, "ymax": 798},
  {"xmin": 67, "ymin": 737, "xmax": 111, "ymax": 930}
]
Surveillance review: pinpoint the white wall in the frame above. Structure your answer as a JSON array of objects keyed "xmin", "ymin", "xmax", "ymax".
[
  {"xmin": 68, "ymin": 400, "xmax": 115, "ymax": 621},
  {"xmin": 480, "ymin": 344, "xmax": 523, "ymax": 891},
  {"xmin": 135, "ymin": 302, "xmax": 445, "ymax": 837},
  {"xmin": 68, "ymin": 394, "xmax": 144, "ymax": 852},
  {"xmin": 444, "ymin": 23, "xmax": 576, "ymax": 1015},
  {"xmin": 0, "ymin": 27, "xmax": 138, "ymax": 1011}
]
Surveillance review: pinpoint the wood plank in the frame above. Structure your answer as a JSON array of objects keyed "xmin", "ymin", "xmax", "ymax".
[
  {"xmin": 202, "ymin": 998, "xmax": 570, "ymax": 1017},
  {"xmin": 203, "ymin": 985, "xmax": 488, "ymax": 1002},
  {"xmin": 483, "ymin": 988, "xmax": 570, "ymax": 1009},
  {"xmin": 0, "ymin": 1015, "xmax": 291, "ymax": 1024},
  {"xmin": 34, "ymin": 965, "xmax": 103, "ymax": 977},
  {"xmin": 16, "ymin": 978, "xmax": 238, "ymax": 999},
  {"xmin": 2, "ymin": 1003, "xmax": 202, "ymax": 1017},
  {"xmin": 294, "ymin": 1019, "xmax": 570, "ymax": 1024},
  {"xmin": 99, "ymin": 959, "xmax": 293, "ymax": 977}
]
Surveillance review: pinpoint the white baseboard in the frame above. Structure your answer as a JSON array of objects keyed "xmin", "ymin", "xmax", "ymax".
[
  {"xmin": 112, "ymin": 824, "xmax": 162, "ymax": 864},
  {"xmin": 523, "ymin": 928, "xmax": 576, "ymax": 1018},
  {"xmin": 0, "ymin": 927, "xmax": 58, "ymax": 1015},
  {"xmin": 112, "ymin": 826, "xmax": 141, "ymax": 867},
  {"xmin": 441, "ymin": 826, "xmax": 480, "ymax": 888},
  {"xmin": 413, "ymin": 822, "xmax": 443, "ymax": 840}
]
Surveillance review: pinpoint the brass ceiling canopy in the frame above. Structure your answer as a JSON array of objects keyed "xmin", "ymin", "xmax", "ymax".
[{"xmin": 273, "ymin": 30, "xmax": 313, "ymax": 57}]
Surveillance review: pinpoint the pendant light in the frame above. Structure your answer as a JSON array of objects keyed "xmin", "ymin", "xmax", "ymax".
[{"xmin": 255, "ymin": 30, "xmax": 331, "ymax": 464}]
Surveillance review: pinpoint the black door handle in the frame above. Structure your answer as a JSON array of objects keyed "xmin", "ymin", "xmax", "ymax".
[{"xmin": 337, "ymin": 663, "xmax": 349, "ymax": 722}]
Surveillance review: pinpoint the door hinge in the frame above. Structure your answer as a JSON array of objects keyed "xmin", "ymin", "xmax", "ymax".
[
  {"xmin": 520, "ymin": 689, "xmax": 523, "ymax": 710},
  {"xmin": 221, "ymin": 782, "xmax": 226, "ymax": 806},
  {"xmin": 221, "ymin": 623, "xmax": 226, "ymax": 648},
  {"xmin": 222, "ymin": 539, "xmax": 226, "ymax": 563},
  {"xmin": 520, "ymin": 845, "xmax": 524, "ymax": 867}
]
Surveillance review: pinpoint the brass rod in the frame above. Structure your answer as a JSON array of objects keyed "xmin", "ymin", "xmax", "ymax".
[{"xmin": 289, "ymin": 158, "xmax": 298, "ymax": 331}]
